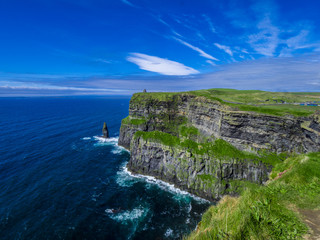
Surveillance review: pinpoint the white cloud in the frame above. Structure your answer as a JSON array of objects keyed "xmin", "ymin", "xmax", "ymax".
[
  {"xmin": 196, "ymin": 54, "xmax": 320, "ymax": 91},
  {"xmin": 94, "ymin": 58, "xmax": 111, "ymax": 64},
  {"xmin": 0, "ymin": 81, "xmax": 124, "ymax": 92},
  {"xmin": 206, "ymin": 60, "xmax": 216, "ymax": 66},
  {"xmin": 286, "ymin": 30, "xmax": 309, "ymax": 49},
  {"xmin": 121, "ymin": 0, "xmax": 135, "ymax": 7},
  {"xmin": 171, "ymin": 30, "xmax": 182, "ymax": 37},
  {"xmin": 248, "ymin": 16, "xmax": 280, "ymax": 57},
  {"xmin": 156, "ymin": 16, "xmax": 170, "ymax": 27},
  {"xmin": 153, "ymin": 15, "xmax": 182, "ymax": 37},
  {"xmin": 173, "ymin": 37, "xmax": 219, "ymax": 61},
  {"xmin": 126, "ymin": 53, "xmax": 199, "ymax": 76},
  {"xmin": 214, "ymin": 43, "xmax": 233, "ymax": 56},
  {"xmin": 202, "ymin": 14, "xmax": 216, "ymax": 33}
]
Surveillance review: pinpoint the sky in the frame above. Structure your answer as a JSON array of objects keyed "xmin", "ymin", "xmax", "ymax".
[{"xmin": 1, "ymin": 0, "xmax": 320, "ymax": 96}]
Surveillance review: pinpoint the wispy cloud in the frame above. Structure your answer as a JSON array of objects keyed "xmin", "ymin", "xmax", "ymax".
[
  {"xmin": 196, "ymin": 54, "xmax": 320, "ymax": 91},
  {"xmin": 206, "ymin": 60, "xmax": 216, "ymax": 66},
  {"xmin": 121, "ymin": 0, "xmax": 135, "ymax": 7},
  {"xmin": 126, "ymin": 53, "xmax": 199, "ymax": 76},
  {"xmin": 235, "ymin": 1, "xmax": 315, "ymax": 58},
  {"xmin": 214, "ymin": 43, "xmax": 233, "ymax": 56},
  {"xmin": 202, "ymin": 14, "xmax": 216, "ymax": 33},
  {"xmin": 173, "ymin": 37, "xmax": 219, "ymax": 61},
  {"xmin": 153, "ymin": 15, "xmax": 182, "ymax": 37},
  {"xmin": 93, "ymin": 58, "xmax": 112, "ymax": 64},
  {"xmin": 248, "ymin": 16, "xmax": 280, "ymax": 57},
  {"xmin": 0, "ymin": 80, "xmax": 131, "ymax": 97},
  {"xmin": 0, "ymin": 81, "xmax": 123, "ymax": 92},
  {"xmin": 1, "ymin": 54, "xmax": 320, "ymax": 96}
]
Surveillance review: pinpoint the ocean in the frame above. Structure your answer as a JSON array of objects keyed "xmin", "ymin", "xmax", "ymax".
[{"xmin": 0, "ymin": 97, "xmax": 210, "ymax": 240}]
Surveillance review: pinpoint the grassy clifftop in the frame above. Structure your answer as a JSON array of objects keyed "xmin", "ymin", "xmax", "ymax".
[
  {"xmin": 186, "ymin": 152, "xmax": 320, "ymax": 240},
  {"xmin": 132, "ymin": 89, "xmax": 320, "ymax": 117}
]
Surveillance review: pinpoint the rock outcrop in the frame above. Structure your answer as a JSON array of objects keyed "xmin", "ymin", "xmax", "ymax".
[
  {"xmin": 102, "ymin": 122, "xmax": 109, "ymax": 138},
  {"xmin": 118, "ymin": 92, "xmax": 320, "ymax": 200}
]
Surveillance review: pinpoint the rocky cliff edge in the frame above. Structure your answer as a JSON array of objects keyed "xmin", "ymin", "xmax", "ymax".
[{"xmin": 118, "ymin": 91, "xmax": 320, "ymax": 200}]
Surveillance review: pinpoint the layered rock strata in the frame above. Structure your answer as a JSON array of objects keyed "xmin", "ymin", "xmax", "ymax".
[{"xmin": 119, "ymin": 93, "xmax": 320, "ymax": 200}]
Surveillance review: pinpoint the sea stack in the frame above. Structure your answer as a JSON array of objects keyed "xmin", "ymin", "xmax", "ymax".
[{"xmin": 102, "ymin": 122, "xmax": 109, "ymax": 138}]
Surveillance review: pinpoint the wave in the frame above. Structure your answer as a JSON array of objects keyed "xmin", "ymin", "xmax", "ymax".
[
  {"xmin": 93, "ymin": 136, "xmax": 119, "ymax": 144},
  {"xmin": 117, "ymin": 162, "xmax": 210, "ymax": 203},
  {"xmin": 93, "ymin": 136, "xmax": 129, "ymax": 154},
  {"xmin": 105, "ymin": 205, "xmax": 150, "ymax": 240},
  {"xmin": 81, "ymin": 137, "xmax": 91, "ymax": 140},
  {"xmin": 116, "ymin": 162, "xmax": 139, "ymax": 187},
  {"xmin": 164, "ymin": 228, "xmax": 174, "ymax": 238},
  {"xmin": 105, "ymin": 206, "xmax": 149, "ymax": 223}
]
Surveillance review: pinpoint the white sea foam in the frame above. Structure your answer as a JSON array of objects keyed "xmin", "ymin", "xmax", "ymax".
[
  {"xmin": 93, "ymin": 136, "xmax": 119, "ymax": 144},
  {"xmin": 76, "ymin": 135, "xmax": 120, "ymax": 151},
  {"xmin": 93, "ymin": 136, "xmax": 130, "ymax": 155},
  {"xmin": 105, "ymin": 206, "xmax": 148, "ymax": 223},
  {"xmin": 81, "ymin": 137, "xmax": 91, "ymax": 140},
  {"xmin": 164, "ymin": 228, "xmax": 173, "ymax": 237},
  {"xmin": 105, "ymin": 209, "xmax": 113, "ymax": 214},
  {"xmin": 187, "ymin": 202, "xmax": 192, "ymax": 213},
  {"xmin": 111, "ymin": 148, "xmax": 124, "ymax": 155},
  {"xmin": 116, "ymin": 162, "xmax": 210, "ymax": 203},
  {"xmin": 116, "ymin": 162, "xmax": 139, "ymax": 187},
  {"xmin": 91, "ymin": 192, "xmax": 102, "ymax": 202}
]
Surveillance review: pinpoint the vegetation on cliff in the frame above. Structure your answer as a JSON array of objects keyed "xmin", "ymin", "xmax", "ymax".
[
  {"xmin": 186, "ymin": 152, "xmax": 320, "ymax": 240},
  {"xmin": 119, "ymin": 88, "xmax": 320, "ymax": 239},
  {"xmin": 132, "ymin": 89, "xmax": 320, "ymax": 117},
  {"xmin": 134, "ymin": 130, "xmax": 286, "ymax": 166}
]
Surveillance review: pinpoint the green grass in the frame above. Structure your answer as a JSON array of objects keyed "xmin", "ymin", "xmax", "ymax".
[
  {"xmin": 190, "ymin": 89, "xmax": 318, "ymax": 116},
  {"xmin": 186, "ymin": 152, "xmax": 320, "ymax": 240},
  {"xmin": 233, "ymin": 104, "xmax": 317, "ymax": 117},
  {"xmin": 134, "ymin": 131, "xmax": 180, "ymax": 147},
  {"xmin": 130, "ymin": 91, "xmax": 181, "ymax": 107},
  {"xmin": 179, "ymin": 125, "xmax": 200, "ymax": 138},
  {"xmin": 269, "ymin": 152, "xmax": 320, "ymax": 209},
  {"xmin": 131, "ymin": 88, "xmax": 319, "ymax": 117},
  {"xmin": 121, "ymin": 116, "xmax": 146, "ymax": 125},
  {"xmin": 190, "ymin": 88, "xmax": 320, "ymax": 105},
  {"xmin": 197, "ymin": 174, "xmax": 218, "ymax": 188},
  {"xmin": 134, "ymin": 131, "xmax": 284, "ymax": 166}
]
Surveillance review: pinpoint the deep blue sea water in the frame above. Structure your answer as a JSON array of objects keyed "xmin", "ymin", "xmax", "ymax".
[{"xmin": 0, "ymin": 97, "xmax": 210, "ymax": 240}]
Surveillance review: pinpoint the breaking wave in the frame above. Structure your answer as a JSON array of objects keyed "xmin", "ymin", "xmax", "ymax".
[
  {"xmin": 116, "ymin": 162, "xmax": 209, "ymax": 203},
  {"xmin": 81, "ymin": 137, "xmax": 91, "ymax": 140},
  {"xmin": 105, "ymin": 206, "xmax": 149, "ymax": 223},
  {"xmin": 91, "ymin": 136, "xmax": 129, "ymax": 154}
]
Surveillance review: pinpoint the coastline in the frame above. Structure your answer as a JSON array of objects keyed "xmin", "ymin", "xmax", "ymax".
[{"xmin": 121, "ymin": 162, "xmax": 211, "ymax": 204}]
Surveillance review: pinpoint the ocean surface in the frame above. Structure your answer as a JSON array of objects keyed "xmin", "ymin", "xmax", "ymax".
[{"xmin": 0, "ymin": 97, "xmax": 210, "ymax": 240}]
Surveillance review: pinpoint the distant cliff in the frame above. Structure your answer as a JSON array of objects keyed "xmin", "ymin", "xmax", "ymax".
[{"xmin": 118, "ymin": 90, "xmax": 320, "ymax": 200}]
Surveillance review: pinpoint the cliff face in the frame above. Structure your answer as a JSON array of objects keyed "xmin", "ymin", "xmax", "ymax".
[
  {"xmin": 128, "ymin": 137, "xmax": 272, "ymax": 201},
  {"xmin": 119, "ymin": 92, "xmax": 320, "ymax": 200}
]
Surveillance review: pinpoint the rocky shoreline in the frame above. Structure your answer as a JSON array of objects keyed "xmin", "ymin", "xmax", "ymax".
[{"xmin": 118, "ymin": 91, "xmax": 320, "ymax": 201}]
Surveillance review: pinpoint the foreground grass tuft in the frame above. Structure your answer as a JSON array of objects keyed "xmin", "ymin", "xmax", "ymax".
[{"xmin": 186, "ymin": 153, "xmax": 320, "ymax": 240}]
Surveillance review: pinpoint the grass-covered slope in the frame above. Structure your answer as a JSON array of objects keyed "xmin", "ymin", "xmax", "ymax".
[
  {"xmin": 134, "ymin": 130, "xmax": 286, "ymax": 166},
  {"xmin": 189, "ymin": 89, "xmax": 320, "ymax": 117},
  {"xmin": 190, "ymin": 88, "xmax": 320, "ymax": 105},
  {"xmin": 186, "ymin": 152, "xmax": 320, "ymax": 240},
  {"xmin": 132, "ymin": 88, "xmax": 320, "ymax": 117}
]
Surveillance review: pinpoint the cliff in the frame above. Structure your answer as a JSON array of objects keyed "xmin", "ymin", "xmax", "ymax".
[{"xmin": 118, "ymin": 90, "xmax": 320, "ymax": 200}]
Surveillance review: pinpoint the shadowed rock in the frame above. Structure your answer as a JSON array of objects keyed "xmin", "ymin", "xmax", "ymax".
[{"xmin": 102, "ymin": 122, "xmax": 109, "ymax": 138}]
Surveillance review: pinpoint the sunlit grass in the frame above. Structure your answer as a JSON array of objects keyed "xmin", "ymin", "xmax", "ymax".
[{"xmin": 186, "ymin": 153, "xmax": 320, "ymax": 240}]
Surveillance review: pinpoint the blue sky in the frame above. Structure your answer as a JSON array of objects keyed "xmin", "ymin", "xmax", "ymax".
[{"xmin": 1, "ymin": 0, "xmax": 320, "ymax": 96}]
